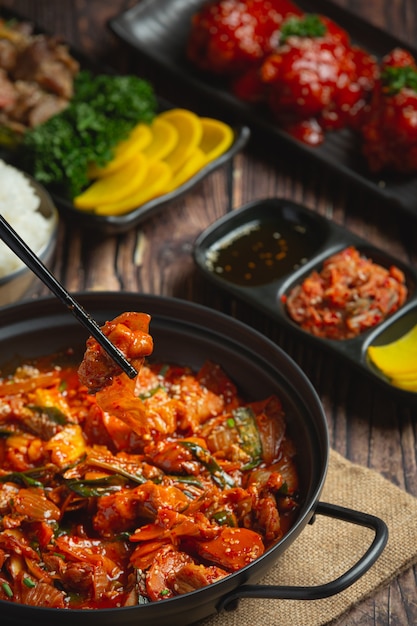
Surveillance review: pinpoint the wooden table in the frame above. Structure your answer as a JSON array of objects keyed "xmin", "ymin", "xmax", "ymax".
[{"xmin": 2, "ymin": 1, "xmax": 417, "ymax": 623}]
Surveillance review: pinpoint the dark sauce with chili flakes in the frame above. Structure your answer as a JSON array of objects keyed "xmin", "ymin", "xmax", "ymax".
[{"xmin": 205, "ymin": 219, "xmax": 316, "ymax": 286}]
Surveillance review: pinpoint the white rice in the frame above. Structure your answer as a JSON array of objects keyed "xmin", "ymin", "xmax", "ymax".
[{"xmin": 0, "ymin": 159, "xmax": 54, "ymax": 278}]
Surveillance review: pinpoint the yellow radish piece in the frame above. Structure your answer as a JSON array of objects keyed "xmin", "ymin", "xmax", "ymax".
[
  {"xmin": 199, "ymin": 117, "xmax": 234, "ymax": 164},
  {"xmin": 163, "ymin": 148, "xmax": 206, "ymax": 193},
  {"xmin": 88, "ymin": 123, "xmax": 153, "ymax": 178},
  {"xmin": 159, "ymin": 108, "xmax": 203, "ymax": 174},
  {"xmin": 73, "ymin": 108, "xmax": 237, "ymax": 217},
  {"xmin": 367, "ymin": 322, "xmax": 417, "ymax": 377},
  {"xmin": 385, "ymin": 368, "xmax": 417, "ymax": 381},
  {"xmin": 74, "ymin": 153, "xmax": 149, "ymax": 209},
  {"xmin": 142, "ymin": 117, "xmax": 179, "ymax": 162},
  {"xmin": 389, "ymin": 376, "xmax": 417, "ymax": 391},
  {"xmin": 94, "ymin": 161, "xmax": 172, "ymax": 216}
]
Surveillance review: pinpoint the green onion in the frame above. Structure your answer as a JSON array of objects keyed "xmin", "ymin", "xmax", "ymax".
[
  {"xmin": 2, "ymin": 582, "xmax": 13, "ymax": 598},
  {"xmin": 0, "ymin": 467, "xmax": 47, "ymax": 487},
  {"xmin": 138, "ymin": 385, "xmax": 165, "ymax": 400},
  {"xmin": 180, "ymin": 441, "xmax": 235, "ymax": 489},
  {"xmin": 169, "ymin": 475, "xmax": 203, "ymax": 488},
  {"xmin": 28, "ymin": 404, "xmax": 68, "ymax": 425},
  {"xmin": 233, "ymin": 406, "xmax": 262, "ymax": 467},
  {"xmin": 65, "ymin": 474, "xmax": 128, "ymax": 497},
  {"xmin": 212, "ymin": 510, "xmax": 236, "ymax": 527}
]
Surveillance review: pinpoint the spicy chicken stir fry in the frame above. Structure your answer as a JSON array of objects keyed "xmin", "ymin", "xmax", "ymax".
[{"xmin": 0, "ymin": 312, "xmax": 299, "ymax": 609}]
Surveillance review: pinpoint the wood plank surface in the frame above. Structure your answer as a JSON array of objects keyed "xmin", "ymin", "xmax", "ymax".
[{"xmin": 1, "ymin": 1, "xmax": 417, "ymax": 623}]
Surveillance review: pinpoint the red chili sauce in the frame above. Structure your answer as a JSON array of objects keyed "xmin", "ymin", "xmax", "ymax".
[{"xmin": 283, "ymin": 246, "xmax": 408, "ymax": 340}]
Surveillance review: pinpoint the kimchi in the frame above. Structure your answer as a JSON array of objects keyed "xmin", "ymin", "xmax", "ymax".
[{"xmin": 0, "ymin": 312, "xmax": 299, "ymax": 609}]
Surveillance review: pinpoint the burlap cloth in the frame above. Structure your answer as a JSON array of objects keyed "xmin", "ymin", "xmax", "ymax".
[{"xmin": 198, "ymin": 449, "xmax": 417, "ymax": 626}]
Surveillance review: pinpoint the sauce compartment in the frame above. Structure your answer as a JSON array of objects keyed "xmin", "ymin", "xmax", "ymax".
[
  {"xmin": 194, "ymin": 198, "xmax": 417, "ymax": 400},
  {"xmin": 194, "ymin": 198, "xmax": 331, "ymax": 288}
]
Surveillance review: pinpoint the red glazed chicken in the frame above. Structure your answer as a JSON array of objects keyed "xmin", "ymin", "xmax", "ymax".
[
  {"xmin": 259, "ymin": 14, "xmax": 378, "ymax": 144},
  {"xmin": 186, "ymin": 0, "xmax": 303, "ymax": 76},
  {"xmin": 360, "ymin": 48, "xmax": 417, "ymax": 174}
]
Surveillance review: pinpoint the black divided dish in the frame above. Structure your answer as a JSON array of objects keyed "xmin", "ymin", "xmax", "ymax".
[
  {"xmin": 193, "ymin": 197, "xmax": 417, "ymax": 401},
  {"xmin": 0, "ymin": 7, "xmax": 250, "ymax": 236},
  {"xmin": 110, "ymin": 0, "xmax": 417, "ymax": 218}
]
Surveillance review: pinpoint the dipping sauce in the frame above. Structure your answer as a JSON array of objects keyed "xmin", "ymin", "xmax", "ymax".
[{"xmin": 204, "ymin": 219, "xmax": 316, "ymax": 286}]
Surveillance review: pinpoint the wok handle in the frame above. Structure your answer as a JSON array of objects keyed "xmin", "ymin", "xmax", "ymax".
[{"xmin": 218, "ymin": 501, "xmax": 388, "ymax": 609}]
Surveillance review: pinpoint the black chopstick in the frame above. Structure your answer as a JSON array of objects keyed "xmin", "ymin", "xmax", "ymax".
[{"xmin": 0, "ymin": 214, "xmax": 138, "ymax": 379}]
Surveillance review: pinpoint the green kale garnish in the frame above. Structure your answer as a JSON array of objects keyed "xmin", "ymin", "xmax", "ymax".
[
  {"xmin": 280, "ymin": 14, "xmax": 326, "ymax": 44},
  {"xmin": 381, "ymin": 64, "xmax": 417, "ymax": 95},
  {"xmin": 22, "ymin": 71, "xmax": 157, "ymax": 198}
]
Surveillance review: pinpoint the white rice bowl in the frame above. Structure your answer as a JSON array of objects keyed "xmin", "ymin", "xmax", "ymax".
[
  {"xmin": 0, "ymin": 159, "xmax": 56, "ymax": 278},
  {"xmin": 0, "ymin": 159, "xmax": 58, "ymax": 306}
]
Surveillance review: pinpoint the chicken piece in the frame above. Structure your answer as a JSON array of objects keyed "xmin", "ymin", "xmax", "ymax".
[
  {"xmin": 145, "ymin": 544, "xmax": 194, "ymax": 601},
  {"xmin": 45, "ymin": 424, "xmax": 86, "ymax": 468},
  {"xmin": 93, "ymin": 483, "xmax": 189, "ymax": 537},
  {"xmin": 195, "ymin": 526, "xmax": 264, "ymax": 571},
  {"xmin": 173, "ymin": 562, "xmax": 228, "ymax": 594},
  {"xmin": 360, "ymin": 48, "xmax": 417, "ymax": 173},
  {"xmin": 0, "ymin": 529, "xmax": 41, "ymax": 562},
  {"xmin": 171, "ymin": 374, "xmax": 225, "ymax": 431},
  {"xmin": 260, "ymin": 14, "xmax": 377, "ymax": 144},
  {"xmin": 78, "ymin": 312, "xmax": 153, "ymax": 393},
  {"xmin": 187, "ymin": 0, "xmax": 303, "ymax": 75},
  {"xmin": 197, "ymin": 360, "xmax": 241, "ymax": 409}
]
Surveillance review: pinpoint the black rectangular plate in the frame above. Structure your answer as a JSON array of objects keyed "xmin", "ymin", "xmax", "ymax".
[
  {"xmin": 193, "ymin": 197, "xmax": 417, "ymax": 402},
  {"xmin": 0, "ymin": 7, "xmax": 250, "ymax": 236},
  {"xmin": 110, "ymin": 0, "xmax": 417, "ymax": 218}
]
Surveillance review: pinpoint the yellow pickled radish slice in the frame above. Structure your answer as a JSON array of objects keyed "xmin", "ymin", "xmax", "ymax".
[
  {"xmin": 74, "ymin": 153, "xmax": 149, "ymax": 209},
  {"xmin": 87, "ymin": 123, "xmax": 153, "ymax": 178},
  {"xmin": 94, "ymin": 161, "xmax": 172, "ymax": 216},
  {"xmin": 199, "ymin": 117, "xmax": 234, "ymax": 164},
  {"xmin": 142, "ymin": 117, "xmax": 179, "ymax": 162},
  {"xmin": 389, "ymin": 376, "xmax": 417, "ymax": 391},
  {"xmin": 367, "ymin": 322, "xmax": 417, "ymax": 376},
  {"xmin": 163, "ymin": 147, "xmax": 206, "ymax": 193},
  {"xmin": 159, "ymin": 108, "xmax": 203, "ymax": 174}
]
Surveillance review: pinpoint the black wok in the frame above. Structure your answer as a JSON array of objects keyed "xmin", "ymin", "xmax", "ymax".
[{"xmin": 0, "ymin": 293, "xmax": 387, "ymax": 626}]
